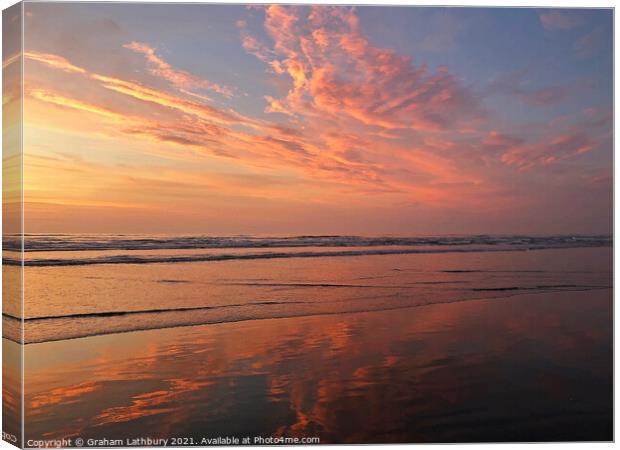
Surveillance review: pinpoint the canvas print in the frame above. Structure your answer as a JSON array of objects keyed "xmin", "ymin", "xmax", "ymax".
[{"xmin": 2, "ymin": 2, "xmax": 613, "ymax": 446}]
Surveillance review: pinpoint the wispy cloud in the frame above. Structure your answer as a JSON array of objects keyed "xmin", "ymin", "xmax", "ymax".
[
  {"xmin": 124, "ymin": 42, "xmax": 234, "ymax": 98},
  {"xmin": 489, "ymin": 69, "xmax": 568, "ymax": 107},
  {"xmin": 501, "ymin": 131, "xmax": 596, "ymax": 170},
  {"xmin": 574, "ymin": 26, "xmax": 607, "ymax": 58},
  {"xmin": 24, "ymin": 51, "xmax": 86, "ymax": 73},
  {"xmin": 243, "ymin": 6, "xmax": 484, "ymax": 131},
  {"xmin": 538, "ymin": 10, "xmax": 584, "ymax": 31},
  {"xmin": 21, "ymin": 5, "xmax": 612, "ymax": 234}
]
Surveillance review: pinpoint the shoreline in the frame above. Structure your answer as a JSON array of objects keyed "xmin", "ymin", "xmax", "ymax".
[{"xmin": 9, "ymin": 284, "xmax": 611, "ymax": 346}]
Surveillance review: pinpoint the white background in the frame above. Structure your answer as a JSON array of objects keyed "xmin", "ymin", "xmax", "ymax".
[{"xmin": 0, "ymin": 0, "xmax": 616, "ymax": 449}]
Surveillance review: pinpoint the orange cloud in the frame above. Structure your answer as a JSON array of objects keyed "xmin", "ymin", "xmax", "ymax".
[
  {"xmin": 22, "ymin": 7, "xmax": 610, "ymax": 232},
  {"xmin": 28, "ymin": 88, "xmax": 125, "ymax": 121},
  {"xmin": 241, "ymin": 33, "xmax": 274, "ymax": 63},
  {"xmin": 2, "ymin": 52, "xmax": 21, "ymax": 69},
  {"xmin": 24, "ymin": 51, "xmax": 86, "ymax": 74},
  {"xmin": 25, "ymin": 16, "xmax": 493, "ymax": 212},
  {"xmin": 92, "ymin": 74, "xmax": 248, "ymax": 126},
  {"xmin": 24, "ymin": 51, "xmax": 254, "ymax": 128}
]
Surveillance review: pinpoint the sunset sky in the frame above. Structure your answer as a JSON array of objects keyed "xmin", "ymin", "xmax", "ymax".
[{"xmin": 13, "ymin": 4, "xmax": 613, "ymax": 235}]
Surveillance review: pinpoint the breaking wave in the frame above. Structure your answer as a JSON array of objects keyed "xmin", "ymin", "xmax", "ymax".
[
  {"xmin": 4, "ymin": 233, "xmax": 612, "ymax": 252},
  {"xmin": 2, "ymin": 234, "xmax": 612, "ymax": 267}
]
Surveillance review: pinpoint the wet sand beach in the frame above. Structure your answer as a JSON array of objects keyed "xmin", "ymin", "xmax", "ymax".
[
  {"xmin": 12, "ymin": 245, "xmax": 612, "ymax": 444},
  {"xmin": 19, "ymin": 287, "xmax": 612, "ymax": 443}
]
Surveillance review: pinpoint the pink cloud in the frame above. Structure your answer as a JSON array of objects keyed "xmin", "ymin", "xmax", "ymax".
[
  {"xmin": 524, "ymin": 86, "xmax": 567, "ymax": 107},
  {"xmin": 490, "ymin": 70, "xmax": 568, "ymax": 107},
  {"xmin": 501, "ymin": 132, "xmax": 596, "ymax": 170},
  {"xmin": 24, "ymin": 9, "xmax": 611, "ymax": 224},
  {"xmin": 538, "ymin": 10, "xmax": 584, "ymax": 31},
  {"xmin": 482, "ymin": 131, "xmax": 523, "ymax": 150},
  {"xmin": 244, "ymin": 6, "xmax": 483, "ymax": 132}
]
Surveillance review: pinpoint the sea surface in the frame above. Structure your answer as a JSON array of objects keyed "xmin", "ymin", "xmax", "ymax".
[{"xmin": 2, "ymin": 234, "xmax": 613, "ymax": 443}]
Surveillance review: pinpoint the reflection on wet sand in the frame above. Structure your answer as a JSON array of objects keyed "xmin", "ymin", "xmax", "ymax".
[{"xmin": 24, "ymin": 287, "xmax": 612, "ymax": 443}]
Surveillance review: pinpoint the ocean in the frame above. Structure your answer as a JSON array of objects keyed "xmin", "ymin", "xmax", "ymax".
[{"xmin": 2, "ymin": 234, "xmax": 613, "ymax": 442}]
